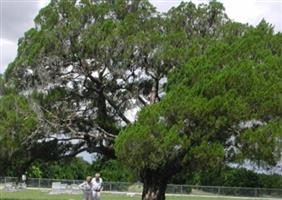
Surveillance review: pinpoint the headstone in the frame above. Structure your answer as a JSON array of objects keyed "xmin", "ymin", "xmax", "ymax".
[{"xmin": 49, "ymin": 182, "xmax": 61, "ymax": 194}]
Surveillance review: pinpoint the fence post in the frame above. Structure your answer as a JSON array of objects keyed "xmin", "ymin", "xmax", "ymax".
[
  {"xmin": 180, "ymin": 185, "xmax": 183, "ymax": 194},
  {"xmin": 4, "ymin": 177, "xmax": 6, "ymax": 184},
  {"xmin": 218, "ymin": 186, "xmax": 221, "ymax": 195}
]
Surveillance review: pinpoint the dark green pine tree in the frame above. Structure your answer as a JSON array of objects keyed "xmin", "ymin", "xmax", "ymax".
[{"xmin": 115, "ymin": 21, "xmax": 282, "ymax": 200}]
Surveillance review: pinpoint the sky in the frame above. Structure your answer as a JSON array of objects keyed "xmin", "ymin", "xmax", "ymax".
[{"xmin": 0, "ymin": 0, "xmax": 282, "ymax": 74}]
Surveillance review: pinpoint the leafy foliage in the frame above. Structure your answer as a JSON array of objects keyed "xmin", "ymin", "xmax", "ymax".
[
  {"xmin": 4, "ymin": 0, "xmax": 230, "ymax": 162},
  {"xmin": 89, "ymin": 159, "xmax": 136, "ymax": 182},
  {"xmin": 0, "ymin": 94, "xmax": 37, "ymax": 176},
  {"xmin": 115, "ymin": 20, "xmax": 282, "ymax": 199},
  {"xmin": 173, "ymin": 166, "xmax": 282, "ymax": 188},
  {"xmin": 27, "ymin": 157, "xmax": 90, "ymax": 179},
  {"xmin": 26, "ymin": 157, "xmax": 135, "ymax": 181}
]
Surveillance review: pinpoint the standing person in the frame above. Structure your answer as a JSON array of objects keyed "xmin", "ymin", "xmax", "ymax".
[
  {"xmin": 79, "ymin": 176, "xmax": 93, "ymax": 200},
  {"xmin": 21, "ymin": 173, "xmax": 26, "ymax": 187},
  {"xmin": 91, "ymin": 173, "xmax": 103, "ymax": 200}
]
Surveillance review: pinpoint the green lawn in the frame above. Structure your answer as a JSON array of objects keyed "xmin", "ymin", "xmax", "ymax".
[{"xmin": 0, "ymin": 189, "xmax": 268, "ymax": 200}]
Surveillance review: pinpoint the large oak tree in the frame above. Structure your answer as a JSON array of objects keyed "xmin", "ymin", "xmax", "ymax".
[{"xmin": 5, "ymin": 0, "xmax": 227, "ymax": 159}]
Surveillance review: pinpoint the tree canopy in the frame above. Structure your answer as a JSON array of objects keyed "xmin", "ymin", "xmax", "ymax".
[
  {"xmin": 115, "ymin": 21, "xmax": 282, "ymax": 200},
  {"xmin": 0, "ymin": 93, "xmax": 37, "ymax": 176},
  {"xmin": 4, "ymin": 0, "xmax": 229, "ymax": 160}
]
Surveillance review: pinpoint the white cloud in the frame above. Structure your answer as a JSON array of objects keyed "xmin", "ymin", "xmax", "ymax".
[
  {"xmin": 220, "ymin": 0, "xmax": 282, "ymax": 32},
  {"xmin": 150, "ymin": 0, "xmax": 205, "ymax": 12},
  {"xmin": 222, "ymin": 0, "xmax": 264, "ymax": 23},
  {"xmin": 0, "ymin": 38, "xmax": 14, "ymax": 46},
  {"xmin": 0, "ymin": 38, "xmax": 17, "ymax": 73},
  {"xmin": 1, "ymin": 0, "xmax": 47, "ymax": 74},
  {"xmin": 151, "ymin": 0, "xmax": 282, "ymax": 32},
  {"xmin": 38, "ymin": 0, "xmax": 50, "ymax": 8}
]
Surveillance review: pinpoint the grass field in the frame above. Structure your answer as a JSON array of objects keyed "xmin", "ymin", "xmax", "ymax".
[{"xmin": 0, "ymin": 189, "xmax": 273, "ymax": 200}]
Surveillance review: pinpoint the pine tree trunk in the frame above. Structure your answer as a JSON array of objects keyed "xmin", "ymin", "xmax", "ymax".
[{"xmin": 141, "ymin": 170, "xmax": 168, "ymax": 200}]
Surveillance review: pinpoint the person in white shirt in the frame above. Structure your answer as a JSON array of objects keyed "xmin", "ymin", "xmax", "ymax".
[
  {"xmin": 91, "ymin": 173, "xmax": 103, "ymax": 200},
  {"xmin": 79, "ymin": 176, "xmax": 93, "ymax": 200},
  {"xmin": 21, "ymin": 173, "xmax": 27, "ymax": 188}
]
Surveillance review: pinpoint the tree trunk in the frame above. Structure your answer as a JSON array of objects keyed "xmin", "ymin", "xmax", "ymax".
[{"xmin": 141, "ymin": 170, "xmax": 168, "ymax": 200}]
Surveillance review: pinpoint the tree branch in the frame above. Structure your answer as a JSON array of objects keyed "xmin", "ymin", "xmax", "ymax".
[
  {"xmin": 103, "ymin": 94, "xmax": 131, "ymax": 124},
  {"xmin": 138, "ymin": 95, "xmax": 149, "ymax": 106}
]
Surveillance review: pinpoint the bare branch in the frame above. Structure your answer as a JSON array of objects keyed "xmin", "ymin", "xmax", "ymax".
[
  {"xmin": 104, "ymin": 94, "xmax": 131, "ymax": 124},
  {"xmin": 46, "ymin": 136, "xmax": 84, "ymax": 141},
  {"xmin": 138, "ymin": 95, "xmax": 148, "ymax": 106},
  {"xmin": 96, "ymin": 126, "xmax": 117, "ymax": 139}
]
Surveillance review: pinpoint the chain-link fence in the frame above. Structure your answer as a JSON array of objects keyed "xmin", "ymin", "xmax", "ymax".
[
  {"xmin": 1, "ymin": 177, "xmax": 282, "ymax": 199},
  {"xmin": 166, "ymin": 184, "xmax": 282, "ymax": 198}
]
